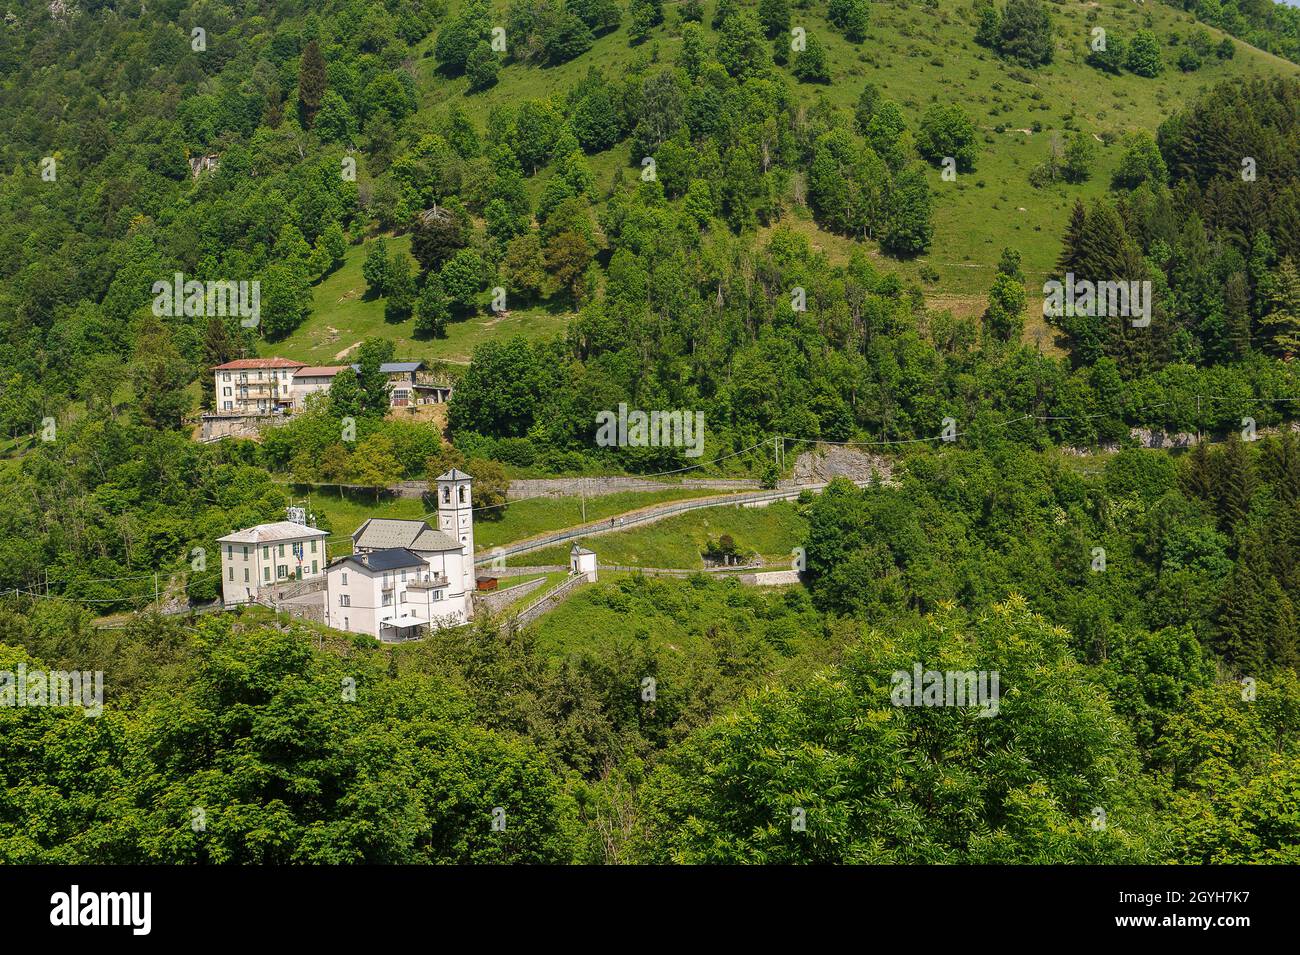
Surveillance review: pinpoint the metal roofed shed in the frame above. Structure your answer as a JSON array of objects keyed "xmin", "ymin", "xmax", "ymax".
[{"xmin": 349, "ymin": 361, "xmax": 424, "ymax": 374}]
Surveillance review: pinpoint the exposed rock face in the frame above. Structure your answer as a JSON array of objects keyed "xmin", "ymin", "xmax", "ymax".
[
  {"xmin": 189, "ymin": 154, "xmax": 220, "ymax": 178},
  {"xmin": 786, "ymin": 445, "xmax": 895, "ymax": 487}
]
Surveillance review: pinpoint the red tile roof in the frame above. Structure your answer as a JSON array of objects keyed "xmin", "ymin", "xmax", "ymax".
[{"xmin": 212, "ymin": 358, "xmax": 307, "ymax": 371}]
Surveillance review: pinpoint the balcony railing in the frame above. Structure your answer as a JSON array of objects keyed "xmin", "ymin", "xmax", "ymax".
[{"xmin": 407, "ymin": 575, "xmax": 450, "ymax": 589}]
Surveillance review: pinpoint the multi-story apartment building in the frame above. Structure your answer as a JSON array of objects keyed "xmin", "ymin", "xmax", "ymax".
[
  {"xmin": 212, "ymin": 358, "xmax": 305, "ymax": 415},
  {"xmin": 208, "ymin": 359, "xmax": 449, "ymax": 418}
]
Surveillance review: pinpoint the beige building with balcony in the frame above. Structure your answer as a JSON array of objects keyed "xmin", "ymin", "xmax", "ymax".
[{"xmin": 213, "ymin": 357, "xmax": 305, "ymax": 415}]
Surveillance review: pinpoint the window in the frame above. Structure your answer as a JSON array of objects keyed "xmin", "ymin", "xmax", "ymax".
[
  {"xmin": 222, "ymin": 401, "xmax": 232, "ymax": 410},
  {"xmin": 442, "ymin": 487, "xmax": 450, "ymax": 504},
  {"xmin": 433, "ymin": 590, "xmax": 444, "ymax": 601},
  {"xmin": 399, "ymin": 591, "xmax": 407, "ymax": 603},
  {"xmin": 312, "ymin": 561, "xmax": 318, "ymax": 575},
  {"xmin": 242, "ymin": 546, "xmax": 249, "ymax": 558},
  {"xmin": 244, "ymin": 568, "xmax": 249, "ymax": 582},
  {"xmin": 343, "ymin": 617, "xmax": 349, "ymax": 630},
  {"xmin": 222, "ymin": 372, "xmax": 230, "ymax": 382},
  {"xmin": 278, "ymin": 544, "xmax": 286, "ymax": 557},
  {"xmin": 401, "ymin": 570, "xmax": 407, "ymax": 583},
  {"xmin": 310, "ymin": 540, "xmax": 317, "ymax": 553},
  {"xmin": 382, "ymin": 592, "xmax": 393, "ymax": 607},
  {"xmin": 262, "ymin": 546, "xmax": 269, "ymax": 560},
  {"xmin": 223, "ymin": 387, "xmax": 231, "ymax": 397},
  {"xmin": 226, "ymin": 544, "xmax": 232, "ymax": 558},
  {"xmin": 277, "ymin": 564, "xmax": 287, "ymax": 578},
  {"xmin": 263, "ymin": 567, "xmax": 270, "ymax": 582},
  {"xmin": 339, "ymin": 594, "xmax": 350, "ymax": 607},
  {"xmin": 342, "ymin": 572, "xmax": 348, "ymax": 586},
  {"xmin": 228, "ymin": 567, "xmax": 233, "ymax": 581},
  {"xmin": 458, "ymin": 485, "xmax": 466, "ymax": 504}
]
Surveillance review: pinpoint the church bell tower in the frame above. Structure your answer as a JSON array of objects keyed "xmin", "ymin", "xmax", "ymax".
[{"xmin": 436, "ymin": 468, "xmax": 475, "ymax": 594}]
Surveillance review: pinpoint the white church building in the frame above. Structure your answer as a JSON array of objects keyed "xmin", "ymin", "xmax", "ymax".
[{"xmin": 323, "ymin": 469, "xmax": 477, "ymax": 641}]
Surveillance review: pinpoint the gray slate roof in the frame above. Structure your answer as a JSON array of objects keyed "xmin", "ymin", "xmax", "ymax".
[
  {"xmin": 436, "ymin": 468, "xmax": 473, "ymax": 482},
  {"xmin": 359, "ymin": 548, "xmax": 426, "ymax": 572},
  {"xmin": 333, "ymin": 548, "xmax": 426, "ymax": 573},
  {"xmin": 413, "ymin": 527, "xmax": 461, "ymax": 551},
  {"xmin": 353, "ymin": 518, "xmax": 460, "ymax": 553},
  {"xmin": 353, "ymin": 518, "xmax": 423, "ymax": 549}
]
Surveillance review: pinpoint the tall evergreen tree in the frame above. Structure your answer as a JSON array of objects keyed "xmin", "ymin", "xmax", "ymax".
[
  {"xmin": 1216, "ymin": 434, "xmax": 1257, "ymax": 532},
  {"xmin": 1224, "ymin": 270, "xmax": 1252, "ymax": 358},
  {"xmin": 1057, "ymin": 200, "xmax": 1088, "ymax": 275},
  {"xmin": 1184, "ymin": 442, "xmax": 1216, "ymax": 502},
  {"xmin": 298, "ymin": 40, "xmax": 327, "ymax": 128},
  {"xmin": 201, "ymin": 315, "xmax": 237, "ymax": 410}
]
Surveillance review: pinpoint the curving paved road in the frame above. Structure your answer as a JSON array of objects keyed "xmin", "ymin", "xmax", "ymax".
[{"xmin": 474, "ymin": 479, "xmax": 873, "ymax": 566}]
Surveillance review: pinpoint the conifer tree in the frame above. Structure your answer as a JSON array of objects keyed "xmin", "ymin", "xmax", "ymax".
[
  {"xmin": 1214, "ymin": 533, "xmax": 1270, "ymax": 674},
  {"xmin": 201, "ymin": 315, "xmax": 236, "ymax": 409},
  {"xmin": 1216, "ymin": 434, "xmax": 1257, "ymax": 533},
  {"xmin": 1057, "ymin": 199, "xmax": 1088, "ymax": 275},
  {"xmin": 1224, "ymin": 270, "xmax": 1252, "ymax": 358},
  {"xmin": 1183, "ymin": 441, "xmax": 1216, "ymax": 502},
  {"xmin": 298, "ymin": 40, "xmax": 327, "ymax": 128}
]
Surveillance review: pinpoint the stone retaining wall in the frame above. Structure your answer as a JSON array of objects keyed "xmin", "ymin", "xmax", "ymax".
[{"xmin": 473, "ymin": 575, "xmax": 550, "ymax": 615}]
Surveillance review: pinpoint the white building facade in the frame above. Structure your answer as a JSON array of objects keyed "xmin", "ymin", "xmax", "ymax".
[
  {"xmin": 570, "ymin": 544, "xmax": 598, "ymax": 582},
  {"xmin": 324, "ymin": 548, "xmax": 467, "ymax": 641},
  {"xmin": 324, "ymin": 470, "xmax": 476, "ymax": 641}
]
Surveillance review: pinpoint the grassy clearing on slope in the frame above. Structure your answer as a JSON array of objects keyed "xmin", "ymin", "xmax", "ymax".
[
  {"xmin": 416, "ymin": 1, "xmax": 1297, "ymax": 302},
  {"xmin": 524, "ymin": 500, "xmax": 808, "ymax": 567},
  {"xmin": 475, "ymin": 487, "xmax": 724, "ymax": 551},
  {"xmin": 289, "ymin": 486, "xmax": 429, "ymax": 544},
  {"xmin": 291, "ymin": 484, "xmax": 725, "ymax": 555},
  {"xmin": 264, "ymin": 234, "xmax": 572, "ymax": 364}
]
